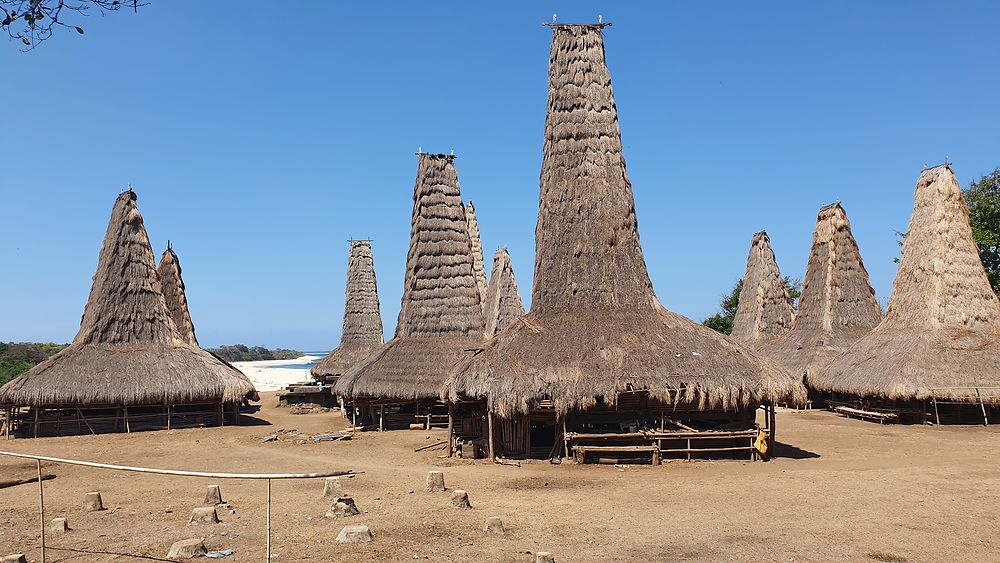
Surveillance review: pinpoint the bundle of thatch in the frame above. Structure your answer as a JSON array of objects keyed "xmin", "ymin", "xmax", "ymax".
[
  {"xmin": 443, "ymin": 24, "xmax": 804, "ymax": 417},
  {"xmin": 0, "ymin": 190, "xmax": 258, "ymax": 408},
  {"xmin": 761, "ymin": 203, "xmax": 882, "ymax": 378},
  {"xmin": 156, "ymin": 243, "xmax": 198, "ymax": 346},
  {"xmin": 335, "ymin": 154, "xmax": 485, "ymax": 401},
  {"xmin": 483, "ymin": 248, "xmax": 525, "ymax": 337},
  {"xmin": 466, "ymin": 202, "xmax": 488, "ymax": 312},
  {"xmin": 811, "ymin": 165, "xmax": 1000, "ymax": 401},
  {"xmin": 731, "ymin": 231, "xmax": 795, "ymax": 347},
  {"xmin": 312, "ymin": 240, "xmax": 385, "ymax": 380}
]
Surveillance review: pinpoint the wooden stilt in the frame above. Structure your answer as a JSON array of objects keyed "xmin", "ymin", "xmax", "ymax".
[
  {"xmin": 561, "ymin": 416, "xmax": 570, "ymax": 460},
  {"xmin": 76, "ymin": 407, "xmax": 95, "ymax": 435},
  {"xmin": 351, "ymin": 402, "xmax": 357, "ymax": 428},
  {"xmin": 976, "ymin": 388, "xmax": 989, "ymax": 426},
  {"xmin": 34, "ymin": 408, "xmax": 39, "ymax": 439},
  {"xmin": 379, "ymin": 405, "xmax": 384, "ymax": 432},
  {"xmin": 932, "ymin": 396, "xmax": 941, "ymax": 426},
  {"xmin": 234, "ymin": 402, "xmax": 240, "ymax": 426},
  {"xmin": 124, "ymin": 406, "xmax": 130, "ymax": 433},
  {"xmin": 487, "ymin": 408, "xmax": 496, "ymax": 462},
  {"xmin": 447, "ymin": 404, "xmax": 454, "ymax": 458},
  {"xmin": 167, "ymin": 405, "xmax": 172, "ymax": 430},
  {"xmin": 37, "ymin": 459, "xmax": 46, "ymax": 563},
  {"xmin": 218, "ymin": 402, "xmax": 225, "ymax": 427},
  {"xmin": 768, "ymin": 403, "xmax": 776, "ymax": 450}
]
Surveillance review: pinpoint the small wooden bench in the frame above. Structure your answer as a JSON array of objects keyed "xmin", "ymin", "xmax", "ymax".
[
  {"xmin": 833, "ymin": 405, "xmax": 899, "ymax": 424},
  {"xmin": 573, "ymin": 444, "xmax": 659, "ymax": 465}
]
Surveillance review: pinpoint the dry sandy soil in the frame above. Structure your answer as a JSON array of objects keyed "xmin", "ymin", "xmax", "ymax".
[{"xmin": 2, "ymin": 394, "xmax": 999, "ymax": 562}]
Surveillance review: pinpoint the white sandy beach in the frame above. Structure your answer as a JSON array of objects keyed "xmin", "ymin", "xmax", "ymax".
[{"xmin": 233, "ymin": 355, "xmax": 323, "ymax": 392}]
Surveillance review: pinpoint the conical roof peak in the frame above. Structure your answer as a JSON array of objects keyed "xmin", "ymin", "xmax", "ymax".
[
  {"xmin": 465, "ymin": 201, "xmax": 488, "ymax": 314},
  {"xmin": 484, "ymin": 248, "xmax": 525, "ymax": 337},
  {"xmin": 731, "ymin": 230, "xmax": 794, "ymax": 346},
  {"xmin": 156, "ymin": 245, "xmax": 198, "ymax": 346}
]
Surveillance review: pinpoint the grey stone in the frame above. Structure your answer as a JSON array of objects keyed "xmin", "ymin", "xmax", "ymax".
[
  {"xmin": 50, "ymin": 517, "xmax": 69, "ymax": 532},
  {"xmin": 425, "ymin": 471, "xmax": 445, "ymax": 492},
  {"xmin": 0, "ymin": 555, "xmax": 28, "ymax": 563},
  {"xmin": 167, "ymin": 538, "xmax": 207, "ymax": 560},
  {"xmin": 449, "ymin": 489, "xmax": 471, "ymax": 509},
  {"xmin": 83, "ymin": 491, "xmax": 105, "ymax": 511},
  {"xmin": 484, "ymin": 516, "xmax": 504, "ymax": 536},
  {"xmin": 204, "ymin": 485, "xmax": 223, "ymax": 505},
  {"xmin": 323, "ymin": 476, "xmax": 344, "ymax": 498},
  {"xmin": 535, "ymin": 552, "xmax": 555, "ymax": 563},
  {"xmin": 336, "ymin": 524, "xmax": 374, "ymax": 543},
  {"xmin": 326, "ymin": 496, "xmax": 360, "ymax": 518},
  {"xmin": 187, "ymin": 506, "xmax": 220, "ymax": 525}
]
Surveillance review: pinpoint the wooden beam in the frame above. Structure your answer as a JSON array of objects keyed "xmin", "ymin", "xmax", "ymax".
[
  {"xmin": 446, "ymin": 404, "xmax": 454, "ymax": 458},
  {"xmin": 487, "ymin": 408, "xmax": 496, "ymax": 462}
]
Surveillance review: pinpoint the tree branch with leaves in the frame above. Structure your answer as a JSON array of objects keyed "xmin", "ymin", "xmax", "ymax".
[{"xmin": 2, "ymin": 0, "xmax": 145, "ymax": 50}]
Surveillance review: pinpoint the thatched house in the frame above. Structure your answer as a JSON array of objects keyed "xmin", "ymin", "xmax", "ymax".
[
  {"xmin": 0, "ymin": 190, "xmax": 257, "ymax": 437},
  {"xmin": 466, "ymin": 202, "xmax": 489, "ymax": 312},
  {"xmin": 335, "ymin": 153, "xmax": 485, "ymax": 430},
  {"xmin": 760, "ymin": 203, "xmax": 882, "ymax": 383},
  {"xmin": 443, "ymin": 23, "xmax": 804, "ymax": 463},
  {"xmin": 731, "ymin": 231, "xmax": 795, "ymax": 347},
  {"xmin": 311, "ymin": 240, "xmax": 384, "ymax": 385},
  {"xmin": 156, "ymin": 243, "xmax": 198, "ymax": 346},
  {"xmin": 483, "ymin": 248, "xmax": 524, "ymax": 337},
  {"xmin": 812, "ymin": 165, "xmax": 1000, "ymax": 424}
]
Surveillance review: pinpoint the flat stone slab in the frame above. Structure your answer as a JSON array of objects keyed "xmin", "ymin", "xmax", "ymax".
[
  {"xmin": 535, "ymin": 552, "xmax": 555, "ymax": 563},
  {"xmin": 188, "ymin": 506, "xmax": 220, "ymax": 525},
  {"xmin": 204, "ymin": 484, "xmax": 224, "ymax": 505},
  {"xmin": 0, "ymin": 555, "xmax": 28, "ymax": 563},
  {"xmin": 336, "ymin": 524, "xmax": 373, "ymax": 543},
  {"xmin": 50, "ymin": 517, "xmax": 70, "ymax": 532},
  {"xmin": 425, "ymin": 471, "xmax": 445, "ymax": 492},
  {"xmin": 449, "ymin": 489, "xmax": 471, "ymax": 509},
  {"xmin": 323, "ymin": 476, "xmax": 344, "ymax": 498},
  {"xmin": 484, "ymin": 516, "xmax": 504, "ymax": 536},
  {"xmin": 167, "ymin": 538, "xmax": 207, "ymax": 560},
  {"xmin": 83, "ymin": 491, "xmax": 105, "ymax": 511}
]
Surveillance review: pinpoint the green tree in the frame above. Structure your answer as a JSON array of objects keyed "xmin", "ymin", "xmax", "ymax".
[{"xmin": 894, "ymin": 167, "xmax": 1000, "ymax": 296}]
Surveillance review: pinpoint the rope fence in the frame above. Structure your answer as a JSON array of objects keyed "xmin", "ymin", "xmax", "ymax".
[{"xmin": 0, "ymin": 450, "xmax": 356, "ymax": 562}]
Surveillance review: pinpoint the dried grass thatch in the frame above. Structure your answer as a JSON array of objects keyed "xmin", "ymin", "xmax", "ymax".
[
  {"xmin": 760, "ymin": 203, "xmax": 882, "ymax": 378},
  {"xmin": 156, "ymin": 243, "xmax": 198, "ymax": 346},
  {"xmin": 443, "ymin": 24, "xmax": 804, "ymax": 416},
  {"xmin": 483, "ymin": 248, "xmax": 525, "ymax": 337},
  {"xmin": 466, "ymin": 201, "xmax": 488, "ymax": 313},
  {"xmin": 731, "ymin": 231, "xmax": 795, "ymax": 347},
  {"xmin": 812, "ymin": 165, "xmax": 1000, "ymax": 401},
  {"xmin": 335, "ymin": 154, "xmax": 485, "ymax": 400},
  {"xmin": 0, "ymin": 190, "xmax": 258, "ymax": 407},
  {"xmin": 312, "ymin": 240, "xmax": 385, "ymax": 379}
]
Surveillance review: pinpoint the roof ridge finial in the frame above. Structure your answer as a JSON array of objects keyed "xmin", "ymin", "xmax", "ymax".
[
  {"xmin": 598, "ymin": 14, "xmax": 602, "ymax": 23},
  {"xmin": 167, "ymin": 239, "xmax": 172, "ymax": 250},
  {"xmin": 552, "ymin": 13, "xmax": 557, "ymax": 23}
]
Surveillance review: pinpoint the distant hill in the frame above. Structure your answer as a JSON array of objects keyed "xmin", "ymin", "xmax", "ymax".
[
  {"xmin": 0, "ymin": 342, "xmax": 70, "ymax": 385},
  {"xmin": 208, "ymin": 344, "xmax": 302, "ymax": 362}
]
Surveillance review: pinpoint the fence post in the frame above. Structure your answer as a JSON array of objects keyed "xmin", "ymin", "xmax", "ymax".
[
  {"xmin": 37, "ymin": 459, "xmax": 46, "ymax": 563},
  {"xmin": 266, "ymin": 478, "xmax": 272, "ymax": 563}
]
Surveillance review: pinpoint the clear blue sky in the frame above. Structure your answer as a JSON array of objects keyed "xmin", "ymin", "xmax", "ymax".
[{"xmin": 2, "ymin": 1, "xmax": 998, "ymax": 350}]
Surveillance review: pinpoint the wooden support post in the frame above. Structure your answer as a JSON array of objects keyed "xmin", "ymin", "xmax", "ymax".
[
  {"xmin": 561, "ymin": 416, "xmax": 569, "ymax": 460},
  {"xmin": 34, "ymin": 408, "xmax": 39, "ymax": 439},
  {"xmin": 218, "ymin": 402, "xmax": 225, "ymax": 427},
  {"xmin": 167, "ymin": 405, "xmax": 172, "ymax": 430},
  {"xmin": 768, "ymin": 403, "xmax": 776, "ymax": 450},
  {"xmin": 932, "ymin": 396, "xmax": 941, "ymax": 426},
  {"xmin": 975, "ymin": 388, "xmax": 989, "ymax": 426},
  {"xmin": 234, "ymin": 402, "xmax": 240, "ymax": 426},
  {"xmin": 76, "ymin": 407, "xmax": 95, "ymax": 436},
  {"xmin": 37, "ymin": 458, "xmax": 47, "ymax": 562},
  {"xmin": 446, "ymin": 404, "xmax": 454, "ymax": 458},
  {"xmin": 124, "ymin": 406, "xmax": 130, "ymax": 433},
  {"xmin": 379, "ymin": 405, "xmax": 385, "ymax": 432},
  {"xmin": 351, "ymin": 402, "xmax": 357, "ymax": 428},
  {"xmin": 487, "ymin": 408, "xmax": 496, "ymax": 462}
]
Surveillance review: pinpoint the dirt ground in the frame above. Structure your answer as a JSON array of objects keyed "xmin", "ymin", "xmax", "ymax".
[{"xmin": 1, "ymin": 394, "xmax": 998, "ymax": 562}]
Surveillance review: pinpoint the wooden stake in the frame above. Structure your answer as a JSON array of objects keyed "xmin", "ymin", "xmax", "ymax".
[
  {"xmin": 265, "ymin": 478, "xmax": 272, "ymax": 562},
  {"xmin": 379, "ymin": 405, "xmax": 385, "ymax": 432},
  {"xmin": 447, "ymin": 404, "xmax": 454, "ymax": 458},
  {"xmin": 37, "ymin": 459, "xmax": 46, "ymax": 563},
  {"xmin": 487, "ymin": 408, "xmax": 496, "ymax": 462},
  {"xmin": 562, "ymin": 416, "xmax": 570, "ymax": 460},
  {"xmin": 976, "ymin": 388, "xmax": 989, "ymax": 426}
]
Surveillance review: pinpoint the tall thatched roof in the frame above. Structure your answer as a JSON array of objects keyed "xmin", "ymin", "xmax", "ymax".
[
  {"xmin": 312, "ymin": 239, "xmax": 385, "ymax": 379},
  {"xmin": 483, "ymin": 248, "xmax": 525, "ymax": 337},
  {"xmin": 731, "ymin": 231, "xmax": 795, "ymax": 347},
  {"xmin": 0, "ymin": 190, "xmax": 257, "ymax": 407},
  {"xmin": 761, "ymin": 203, "xmax": 882, "ymax": 378},
  {"xmin": 156, "ymin": 243, "xmax": 198, "ymax": 346},
  {"xmin": 812, "ymin": 165, "xmax": 1000, "ymax": 401},
  {"xmin": 443, "ymin": 24, "xmax": 804, "ymax": 416},
  {"xmin": 466, "ymin": 201, "xmax": 489, "ymax": 313},
  {"xmin": 335, "ymin": 154, "xmax": 485, "ymax": 400}
]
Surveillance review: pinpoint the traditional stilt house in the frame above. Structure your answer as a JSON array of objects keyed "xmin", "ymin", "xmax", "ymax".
[
  {"xmin": 304, "ymin": 240, "xmax": 384, "ymax": 406},
  {"xmin": 483, "ymin": 248, "xmax": 525, "ymax": 338},
  {"xmin": 466, "ymin": 202, "xmax": 489, "ymax": 312},
  {"xmin": 731, "ymin": 231, "xmax": 795, "ymax": 348},
  {"xmin": 335, "ymin": 153, "xmax": 485, "ymax": 430},
  {"xmin": 0, "ymin": 190, "xmax": 258, "ymax": 437},
  {"xmin": 443, "ymin": 23, "xmax": 804, "ymax": 464},
  {"xmin": 760, "ymin": 203, "xmax": 882, "ymax": 386},
  {"xmin": 156, "ymin": 243, "xmax": 198, "ymax": 346},
  {"xmin": 812, "ymin": 165, "xmax": 1000, "ymax": 424}
]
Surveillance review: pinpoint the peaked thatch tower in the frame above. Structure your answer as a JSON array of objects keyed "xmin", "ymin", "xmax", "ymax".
[
  {"xmin": 466, "ymin": 202, "xmax": 489, "ymax": 312},
  {"xmin": 443, "ymin": 24, "xmax": 802, "ymax": 462},
  {"xmin": 731, "ymin": 231, "xmax": 795, "ymax": 347},
  {"xmin": 812, "ymin": 165, "xmax": 1000, "ymax": 414},
  {"xmin": 157, "ymin": 243, "xmax": 198, "ymax": 346},
  {"xmin": 761, "ymin": 203, "xmax": 882, "ymax": 379},
  {"xmin": 483, "ymin": 248, "xmax": 525, "ymax": 337},
  {"xmin": 0, "ymin": 190, "xmax": 257, "ymax": 436},
  {"xmin": 335, "ymin": 153, "xmax": 485, "ymax": 425},
  {"xmin": 312, "ymin": 239, "xmax": 384, "ymax": 382}
]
